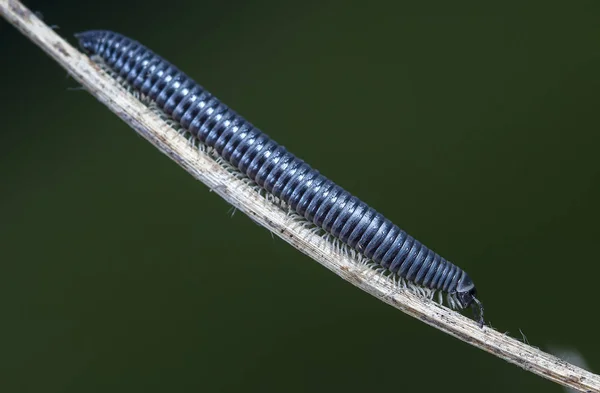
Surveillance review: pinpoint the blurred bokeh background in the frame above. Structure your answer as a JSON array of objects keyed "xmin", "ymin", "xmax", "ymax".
[{"xmin": 1, "ymin": 1, "xmax": 599, "ymax": 392}]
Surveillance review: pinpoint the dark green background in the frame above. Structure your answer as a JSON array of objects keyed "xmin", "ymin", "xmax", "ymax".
[{"xmin": 1, "ymin": 1, "xmax": 599, "ymax": 392}]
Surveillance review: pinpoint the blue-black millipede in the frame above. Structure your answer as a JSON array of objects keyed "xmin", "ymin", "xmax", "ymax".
[{"xmin": 76, "ymin": 30, "xmax": 484, "ymax": 326}]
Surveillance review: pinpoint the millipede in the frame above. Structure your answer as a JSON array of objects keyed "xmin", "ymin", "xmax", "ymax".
[{"xmin": 76, "ymin": 30, "xmax": 484, "ymax": 326}]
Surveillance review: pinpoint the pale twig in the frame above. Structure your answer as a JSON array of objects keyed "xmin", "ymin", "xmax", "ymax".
[{"xmin": 1, "ymin": 1, "xmax": 598, "ymax": 392}]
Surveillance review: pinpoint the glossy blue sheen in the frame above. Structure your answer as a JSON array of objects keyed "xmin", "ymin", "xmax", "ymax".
[{"xmin": 76, "ymin": 30, "xmax": 479, "ymax": 311}]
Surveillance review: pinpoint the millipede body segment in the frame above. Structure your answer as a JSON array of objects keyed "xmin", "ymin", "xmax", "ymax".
[{"xmin": 76, "ymin": 30, "xmax": 483, "ymax": 325}]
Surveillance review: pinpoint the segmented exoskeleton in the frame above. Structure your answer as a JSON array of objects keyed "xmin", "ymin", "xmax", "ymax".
[{"xmin": 76, "ymin": 30, "xmax": 484, "ymax": 325}]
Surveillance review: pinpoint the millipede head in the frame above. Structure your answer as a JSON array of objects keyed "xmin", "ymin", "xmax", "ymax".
[{"xmin": 456, "ymin": 274, "xmax": 485, "ymax": 328}]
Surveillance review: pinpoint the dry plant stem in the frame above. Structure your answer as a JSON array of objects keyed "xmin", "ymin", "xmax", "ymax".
[{"xmin": 1, "ymin": 1, "xmax": 598, "ymax": 392}]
